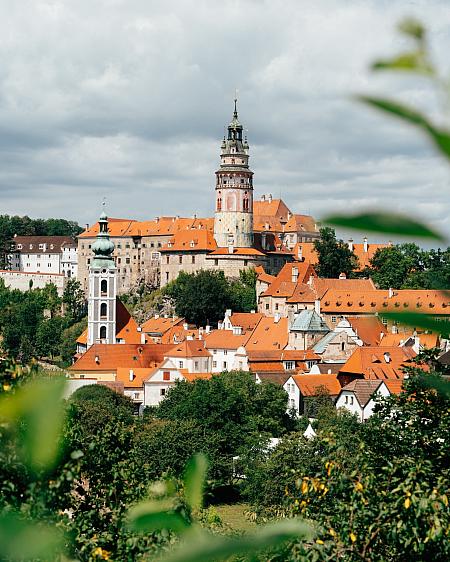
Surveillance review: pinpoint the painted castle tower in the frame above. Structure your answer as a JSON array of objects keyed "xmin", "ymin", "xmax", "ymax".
[
  {"xmin": 214, "ymin": 100, "xmax": 254, "ymax": 248},
  {"xmin": 87, "ymin": 209, "xmax": 117, "ymax": 347}
]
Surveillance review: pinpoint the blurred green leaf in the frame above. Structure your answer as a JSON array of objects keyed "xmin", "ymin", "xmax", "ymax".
[
  {"xmin": 0, "ymin": 512, "xmax": 63, "ymax": 561},
  {"xmin": 0, "ymin": 378, "xmax": 66, "ymax": 471},
  {"xmin": 382, "ymin": 312, "xmax": 450, "ymax": 337},
  {"xmin": 184, "ymin": 453, "xmax": 208, "ymax": 511},
  {"xmin": 159, "ymin": 519, "xmax": 312, "ymax": 562},
  {"xmin": 398, "ymin": 18, "xmax": 425, "ymax": 41},
  {"xmin": 358, "ymin": 96, "xmax": 450, "ymax": 160},
  {"xmin": 127, "ymin": 500, "xmax": 189, "ymax": 533},
  {"xmin": 324, "ymin": 212, "xmax": 445, "ymax": 241},
  {"xmin": 372, "ymin": 52, "xmax": 434, "ymax": 76}
]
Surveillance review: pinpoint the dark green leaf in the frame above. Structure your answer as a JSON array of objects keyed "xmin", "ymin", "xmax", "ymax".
[
  {"xmin": 0, "ymin": 512, "xmax": 63, "ymax": 561},
  {"xmin": 382, "ymin": 312, "xmax": 450, "ymax": 337},
  {"xmin": 0, "ymin": 378, "xmax": 66, "ymax": 471},
  {"xmin": 372, "ymin": 52, "xmax": 434, "ymax": 75},
  {"xmin": 159, "ymin": 519, "xmax": 312, "ymax": 562},
  {"xmin": 419, "ymin": 373, "xmax": 450, "ymax": 398},
  {"xmin": 184, "ymin": 453, "xmax": 208, "ymax": 511},
  {"xmin": 323, "ymin": 212, "xmax": 445, "ymax": 241},
  {"xmin": 398, "ymin": 18, "xmax": 425, "ymax": 41},
  {"xmin": 127, "ymin": 500, "xmax": 189, "ymax": 533},
  {"xmin": 357, "ymin": 96, "xmax": 450, "ymax": 160}
]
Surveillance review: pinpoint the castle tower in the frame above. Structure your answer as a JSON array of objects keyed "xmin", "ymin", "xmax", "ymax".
[
  {"xmin": 214, "ymin": 100, "xmax": 254, "ymax": 248},
  {"xmin": 87, "ymin": 210, "xmax": 117, "ymax": 347}
]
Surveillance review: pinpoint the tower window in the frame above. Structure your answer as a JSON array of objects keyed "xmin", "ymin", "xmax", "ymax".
[
  {"xmin": 100, "ymin": 303, "xmax": 107, "ymax": 318},
  {"xmin": 99, "ymin": 326, "xmax": 107, "ymax": 340},
  {"xmin": 101, "ymin": 280, "xmax": 107, "ymax": 295}
]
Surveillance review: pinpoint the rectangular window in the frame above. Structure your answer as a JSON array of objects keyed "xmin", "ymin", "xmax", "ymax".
[
  {"xmin": 166, "ymin": 256, "xmax": 170, "ymax": 264},
  {"xmin": 126, "ymin": 258, "xmax": 130, "ymax": 264},
  {"xmin": 284, "ymin": 361, "xmax": 295, "ymax": 371},
  {"xmin": 265, "ymin": 303, "xmax": 269, "ymax": 310},
  {"xmin": 163, "ymin": 371, "xmax": 170, "ymax": 381},
  {"xmin": 194, "ymin": 361, "xmax": 199, "ymax": 370},
  {"xmin": 179, "ymin": 361, "xmax": 184, "ymax": 369},
  {"xmin": 179, "ymin": 255, "xmax": 183, "ymax": 264},
  {"xmin": 214, "ymin": 259, "xmax": 219, "ymax": 266},
  {"xmin": 192, "ymin": 255, "xmax": 196, "ymax": 264},
  {"xmin": 166, "ymin": 272, "xmax": 169, "ymax": 281},
  {"xmin": 275, "ymin": 303, "xmax": 279, "ymax": 311},
  {"xmin": 160, "ymin": 388, "xmax": 166, "ymax": 397},
  {"xmin": 223, "ymin": 362, "xmax": 227, "ymax": 370},
  {"xmin": 331, "ymin": 316, "xmax": 337, "ymax": 323},
  {"xmin": 213, "ymin": 361, "xmax": 217, "ymax": 368}
]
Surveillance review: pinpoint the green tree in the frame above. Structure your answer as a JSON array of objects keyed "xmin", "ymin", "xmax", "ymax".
[
  {"xmin": 164, "ymin": 270, "xmax": 232, "ymax": 326},
  {"xmin": 228, "ymin": 268, "xmax": 257, "ymax": 312},
  {"xmin": 35, "ymin": 316, "xmax": 66, "ymax": 359},
  {"xmin": 367, "ymin": 243, "xmax": 425, "ymax": 289},
  {"xmin": 59, "ymin": 318, "xmax": 87, "ymax": 365},
  {"xmin": 313, "ymin": 227, "xmax": 358, "ymax": 278},
  {"xmin": 62, "ymin": 278, "xmax": 86, "ymax": 322}
]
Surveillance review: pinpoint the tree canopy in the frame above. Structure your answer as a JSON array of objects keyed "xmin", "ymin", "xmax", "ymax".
[{"xmin": 313, "ymin": 227, "xmax": 359, "ymax": 278}]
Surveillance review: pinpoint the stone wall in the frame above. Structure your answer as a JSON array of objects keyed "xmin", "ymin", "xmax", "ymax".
[{"xmin": 0, "ymin": 270, "xmax": 66, "ymax": 296}]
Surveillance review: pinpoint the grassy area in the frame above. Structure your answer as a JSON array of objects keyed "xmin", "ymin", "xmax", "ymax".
[{"xmin": 214, "ymin": 503, "xmax": 256, "ymax": 533}]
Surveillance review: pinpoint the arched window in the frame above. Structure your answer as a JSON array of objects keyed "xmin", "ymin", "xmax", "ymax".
[
  {"xmin": 100, "ymin": 303, "xmax": 107, "ymax": 318},
  {"xmin": 101, "ymin": 279, "xmax": 107, "ymax": 295},
  {"xmin": 217, "ymin": 197, "xmax": 222, "ymax": 211},
  {"xmin": 99, "ymin": 326, "xmax": 107, "ymax": 340},
  {"xmin": 341, "ymin": 342, "xmax": 345, "ymax": 351}
]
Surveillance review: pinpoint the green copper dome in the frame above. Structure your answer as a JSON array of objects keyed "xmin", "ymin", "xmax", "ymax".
[{"xmin": 91, "ymin": 212, "xmax": 116, "ymax": 270}]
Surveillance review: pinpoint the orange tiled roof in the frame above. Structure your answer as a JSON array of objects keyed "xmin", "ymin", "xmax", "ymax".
[
  {"xmin": 294, "ymin": 242, "xmax": 389, "ymax": 270},
  {"xmin": 228, "ymin": 312, "xmax": 263, "ymax": 333},
  {"xmin": 160, "ymin": 229, "xmax": 217, "ymax": 252},
  {"xmin": 340, "ymin": 346, "xmax": 416, "ymax": 380},
  {"xmin": 141, "ymin": 316, "xmax": 184, "ymax": 335},
  {"xmin": 208, "ymin": 247, "xmax": 265, "ymax": 256},
  {"xmin": 204, "ymin": 330, "xmax": 249, "ymax": 350},
  {"xmin": 116, "ymin": 367, "xmax": 155, "ymax": 388},
  {"xmin": 284, "ymin": 214, "xmax": 318, "ymax": 233},
  {"xmin": 245, "ymin": 317, "xmax": 289, "ymax": 351},
  {"xmin": 161, "ymin": 325, "xmax": 200, "ymax": 344},
  {"xmin": 77, "ymin": 328, "xmax": 87, "ymax": 345},
  {"xmin": 166, "ymin": 339, "xmax": 211, "ymax": 358},
  {"xmin": 253, "ymin": 198, "xmax": 291, "ymax": 219},
  {"xmin": 80, "ymin": 217, "xmax": 214, "ymax": 239},
  {"xmin": 383, "ymin": 379, "xmax": 405, "ymax": 394},
  {"xmin": 321, "ymin": 290, "xmax": 450, "ymax": 315},
  {"xmin": 292, "ymin": 374, "xmax": 342, "ymax": 396},
  {"xmin": 183, "ymin": 373, "xmax": 213, "ymax": 382},
  {"xmin": 347, "ymin": 316, "xmax": 387, "ymax": 346},
  {"xmin": 262, "ymin": 262, "xmax": 317, "ymax": 298},
  {"xmin": 69, "ymin": 343, "xmax": 174, "ymax": 372}
]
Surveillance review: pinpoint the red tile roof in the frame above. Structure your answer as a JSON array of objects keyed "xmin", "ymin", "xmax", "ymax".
[
  {"xmin": 166, "ymin": 339, "xmax": 211, "ymax": 358},
  {"xmin": 141, "ymin": 316, "xmax": 184, "ymax": 335},
  {"xmin": 292, "ymin": 374, "xmax": 342, "ymax": 396},
  {"xmin": 346, "ymin": 316, "xmax": 387, "ymax": 346},
  {"xmin": 339, "ymin": 346, "xmax": 416, "ymax": 380}
]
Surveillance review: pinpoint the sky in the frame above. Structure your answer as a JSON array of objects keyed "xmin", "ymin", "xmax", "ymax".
[{"xmin": 0, "ymin": 0, "xmax": 449, "ymax": 243}]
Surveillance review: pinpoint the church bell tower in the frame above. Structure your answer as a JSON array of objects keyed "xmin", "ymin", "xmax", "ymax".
[
  {"xmin": 87, "ymin": 209, "xmax": 117, "ymax": 347},
  {"xmin": 214, "ymin": 100, "xmax": 254, "ymax": 248}
]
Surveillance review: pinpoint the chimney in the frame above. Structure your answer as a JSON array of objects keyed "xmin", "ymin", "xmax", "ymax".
[
  {"xmin": 363, "ymin": 236, "xmax": 368, "ymax": 252},
  {"xmin": 218, "ymin": 321, "xmax": 223, "ymax": 330},
  {"xmin": 129, "ymin": 369, "xmax": 135, "ymax": 382},
  {"xmin": 205, "ymin": 324, "xmax": 211, "ymax": 334},
  {"xmin": 261, "ymin": 194, "xmax": 266, "ymax": 202},
  {"xmin": 140, "ymin": 332, "xmax": 146, "ymax": 344},
  {"xmin": 314, "ymin": 299, "xmax": 321, "ymax": 315},
  {"xmin": 183, "ymin": 322, "xmax": 189, "ymax": 331},
  {"xmin": 348, "ymin": 238, "xmax": 353, "ymax": 251},
  {"xmin": 339, "ymin": 272, "xmax": 347, "ymax": 280},
  {"xmin": 250, "ymin": 309, "xmax": 255, "ymax": 314},
  {"xmin": 297, "ymin": 245, "xmax": 303, "ymax": 261},
  {"xmin": 291, "ymin": 267, "xmax": 299, "ymax": 283},
  {"xmin": 225, "ymin": 309, "xmax": 232, "ymax": 317},
  {"xmin": 95, "ymin": 355, "xmax": 100, "ymax": 364},
  {"xmin": 388, "ymin": 287, "xmax": 394, "ymax": 298},
  {"xmin": 187, "ymin": 334, "xmax": 194, "ymax": 340},
  {"xmin": 155, "ymin": 217, "xmax": 159, "ymax": 223},
  {"xmin": 391, "ymin": 324, "xmax": 398, "ymax": 334},
  {"xmin": 380, "ymin": 332, "xmax": 385, "ymax": 340},
  {"xmin": 85, "ymin": 223, "xmax": 90, "ymax": 231},
  {"xmin": 384, "ymin": 352, "xmax": 391, "ymax": 363},
  {"xmin": 233, "ymin": 326, "xmax": 243, "ymax": 335},
  {"xmin": 268, "ymin": 193, "xmax": 273, "ymax": 203},
  {"xmin": 307, "ymin": 275, "xmax": 314, "ymax": 287},
  {"xmin": 228, "ymin": 243, "xmax": 234, "ymax": 254},
  {"xmin": 155, "ymin": 313, "xmax": 160, "ymax": 319},
  {"xmin": 274, "ymin": 313, "xmax": 281, "ymax": 323}
]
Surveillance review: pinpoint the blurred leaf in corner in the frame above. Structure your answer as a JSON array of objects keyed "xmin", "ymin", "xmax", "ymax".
[
  {"xmin": 324, "ymin": 212, "xmax": 445, "ymax": 241},
  {"xmin": 159, "ymin": 519, "xmax": 313, "ymax": 562},
  {"xmin": 372, "ymin": 52, "xmax": 434, "ymax": 76},
  {"xmin": 183, "ymin": 453, "xmax": 208, "ymax": 512},
  {"xmin": 0, "ymin": 512, "xmax": 63, "ymax": 561},
  {"xmin": 0, "ymin": 377, "xmax": 66, "ymax": 471},
  {"xmin": 382, "ymin": 311, "xmax": 450, "ymax": 338},
  {"xmin": 127, "ymin": 499, "xmax": 190, "ymax": 534},
  {"xmin": 357, "ymin": 97, "xmax": 450, "ymax": 160}
]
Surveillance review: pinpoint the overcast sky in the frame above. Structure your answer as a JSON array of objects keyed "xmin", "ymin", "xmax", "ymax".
[{"xmin": 1, "ymin": 0, "xmax": 449, "ymax": 242}]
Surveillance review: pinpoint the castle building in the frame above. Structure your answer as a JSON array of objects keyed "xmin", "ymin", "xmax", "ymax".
[
  {"xmin": 87, "ymin": 211, "xmax": 118, "ymax": 346},
  {"xmin": 214, "ymin": 99, "xmax": 254, "ymax": 248}
]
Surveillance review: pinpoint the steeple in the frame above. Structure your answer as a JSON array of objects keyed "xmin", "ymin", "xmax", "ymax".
[
  {"xmin": 87, "ymin": 207, "xmax": 117, "ymax": 347},
  {"xmin": 213, "ymin": 100, "xmax": 254, "ymax": 248}
]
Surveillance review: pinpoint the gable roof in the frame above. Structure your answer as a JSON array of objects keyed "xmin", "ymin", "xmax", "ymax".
[
  {"xmin": 340, "ymin": 379, "xmax": 383, "ymax": 408},
  {"xmin": 292, "ymin": 374, "xmax": 342, "ymax": 396},
  {"xmin": 141, "ymin": 316, "xmax": 184, "ymax": 335},
  {"xmin": 166, "ymin": 339, "xmax": 211, "ymax": 358},
  {"xmin": 346, "ymin": 316, "xmax": 387, "ymax": 346},
  {"xmin": 339, "ymin": 346, "xmax": 416, "ymax": 380},
  {"xmin": 290, "ymin": 309, "xmax": 330, "ymax": 332},
  {"xmin": 204, "ymin": 330, "xmax": 249, "ymax": 350},
  {"xmin": 227, "ymin": 312, "xmax": 263, "ymax": 333},
  {"xmin": 261, "ymin": 262, "xmax": 317, "ymax": 298},
  {"xmin": 160, "ymin": 229, "xmax": 217, "ymax": 252},
  {"xmin": 245, "ymin": 316, "xmax": 289, "ymax": 351},
  {"xmin": 12, "ymin": 236, "xmax": 75, "ymax": 254}
]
